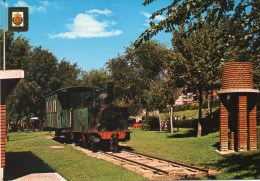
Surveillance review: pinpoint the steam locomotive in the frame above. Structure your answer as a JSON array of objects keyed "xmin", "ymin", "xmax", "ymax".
[{"xmin": 45, "ymin": 84, "xmax": 130, "ymax": 152}]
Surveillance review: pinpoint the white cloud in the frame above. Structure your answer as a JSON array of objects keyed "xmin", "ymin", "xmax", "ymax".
[
  {"xmin": 87, "ymin": 9, "xmax": 112, "ymax": 16},
  {"xmin": 140, "ymin": 11, "xmax": 165, "ymax": 27},
  {"xmin": 14, "ymin": 0, "xmax": 48, "ymax": 14},
  {"xmin": 49, "ymin": 9, "xmax": 122, "ymax": 39}
]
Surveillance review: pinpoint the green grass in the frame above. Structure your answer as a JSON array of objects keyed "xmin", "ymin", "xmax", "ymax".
[
  {"xmin": 5, "ymin": 132, "xmax": 145, "ymax": 181},
  {"xmin": 127, "ymin": 127, "xmax": 260, "ymax": 179},
  {"xmin": 5, "ymin": 128, "xmax": 260, "ymax": 180},
  {"xmin": 173, "ymin": 109, "xmax": 199, "ymax": 119}
]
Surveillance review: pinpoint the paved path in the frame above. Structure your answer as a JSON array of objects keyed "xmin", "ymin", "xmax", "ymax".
[{"xmin": 14, "ymin": 173, "xmax": 66, "ymax": 181}]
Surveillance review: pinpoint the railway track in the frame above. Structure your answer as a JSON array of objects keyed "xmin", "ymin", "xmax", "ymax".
[
  {"xmin": 49, "ymin": 136, "xmax": 218, "ymax": 180},
  {"xmin": 98, "ymin": 150, "xmax": 218, "ymax": 180}
]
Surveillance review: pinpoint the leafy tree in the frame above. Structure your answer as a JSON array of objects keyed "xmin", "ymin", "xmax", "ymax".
[
  {"xmin": 135, "ymin": 0, "xmax": 259, "ymax": 87},
  {"xmin": 135, "ymin": 0, "xmax": 259, "ymax": 136},
  {"xmin": 135, "ymin": 0, "xmax": 259, "ymax": 51},
  {"xmin": 80, "ymin": 68, "xmax": 111, "ymax": 90},
  {"xmin": 7, "ymin": 47, "xmax": 60, "ymax": 122},
  {"xmin": 107, "ymin": 41, "xmax": 174, "ymax": 115},
  {"xmin": 6, "ymin": 46, "xmax": 80, "ymax": 121},
  {"xmin": 56, "ymin": 59, "xmax": 81, "ymax": 88}
]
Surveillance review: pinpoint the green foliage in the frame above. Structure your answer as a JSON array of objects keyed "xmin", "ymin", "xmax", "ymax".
[
  {"xmin": 80, "ymin": 68, "xmax": 111, "ymax": 90},
  {"xmin": 135, "ymin": 0, "xmax": 259, "ymax": 88},
  {"xmin": 2, "ymin": 31, "xmax": 81, "ymax": 123},
  {"xmin": 173, "ymin": 98, "xmax": 220, "ymax": 112},
  {"xmin": 107, "ymin": 41, "xmax": 178, "ymax": 115},
  {"xmin": 56, "ymin": 59, "xmax": 81, "ymax": 88},
  {"xmin": 141, "ymin": 116, "xmax": 160, "ymax": 131}
]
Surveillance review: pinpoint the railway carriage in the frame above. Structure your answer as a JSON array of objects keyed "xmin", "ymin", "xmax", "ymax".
[{"xmin": 45, "ymin": 85, "xmax": 130, "ymax": 152}]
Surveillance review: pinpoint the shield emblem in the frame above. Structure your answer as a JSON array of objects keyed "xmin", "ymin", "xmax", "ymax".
[
  {"xmin": 12, "ymin": 12, "xmax": 23, "ymax": 26},
  {"xmin": 8, "ymin": 7, "xmax": 28, "ymax": 32}
]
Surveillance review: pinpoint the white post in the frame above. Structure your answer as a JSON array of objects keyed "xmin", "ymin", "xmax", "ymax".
[{"xmin": 0, "ymin": 167, "xmax": 3, "ymax": 181}]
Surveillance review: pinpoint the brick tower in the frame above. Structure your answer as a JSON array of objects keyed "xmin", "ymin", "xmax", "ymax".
[{"xmin": 218, "ymin": 62, "xmax": 259, "ymax": 152}]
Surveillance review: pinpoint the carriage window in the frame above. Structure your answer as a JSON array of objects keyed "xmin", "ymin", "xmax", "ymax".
[
  {"xmin": 83, "ymin": 96, "xmax": 93, "ymax": 107},
  {"xmin": 70, "ymin": 93, "xmax": 82, "ymax": 109}
]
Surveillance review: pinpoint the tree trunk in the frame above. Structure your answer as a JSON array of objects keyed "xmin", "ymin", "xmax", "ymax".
[
  {"xmin": 197, "ymin": 88, "xmax": 203, "ymax": 137},
  {"xmin": 159, "ymin": 110, "xmax": 162, "ymax": 132},
  {"xmin": 170, "ymin": 106, "xmax": 174, "ymax": 134},
  {"xmin": 209, "ymin": 89, "xmax": 213, "ymax": 118}
]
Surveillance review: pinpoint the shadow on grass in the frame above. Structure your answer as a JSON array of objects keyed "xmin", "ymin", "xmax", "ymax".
[
  {"xmin": 53, "ymin": 136, "xmax": 74, "ymax": 144},
  {"xmin": 4, "ymin": 151, "xmax": 56, "ymax": 181},
  {"xmin": 206, "ymin": 151, "xmax": 260, "ymax": 179},
  {"xmin": 7, "ymin": 134, "xmax": 45, "ymax": 142},
  {"xmin": 167, "ymin": 129, "xmax": 197, "ymax": 138}
]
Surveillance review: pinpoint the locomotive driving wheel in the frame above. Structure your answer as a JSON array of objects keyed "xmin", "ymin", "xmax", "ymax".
[
  {"xmin": 89, "ymin": 135, "xmax": 99, "ymax": 152},
  {"xmin": 110, "ymin": 133, "xmax": 119, "ymax": 153}
]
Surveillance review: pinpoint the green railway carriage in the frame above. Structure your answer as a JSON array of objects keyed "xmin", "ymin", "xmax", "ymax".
[{"xmin": 45, "ymin": 86, "xmax": 130, "ymax": 152}]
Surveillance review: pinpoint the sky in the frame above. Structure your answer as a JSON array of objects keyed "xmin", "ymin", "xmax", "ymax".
[{"xmin": 1, "ymin": 0, "xmax": 173, "ymax": 71}]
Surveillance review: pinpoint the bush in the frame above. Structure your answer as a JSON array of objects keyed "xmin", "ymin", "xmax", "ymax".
[
  {"xmin": 141, "ymin": 116, "xmax": 160, "ymax": 131},
  {"xmin": 190, "ymin": 103, "xmax": 199, "ymax": 110}
]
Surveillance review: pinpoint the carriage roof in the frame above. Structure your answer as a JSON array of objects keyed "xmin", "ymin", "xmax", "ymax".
[{"xmin": 45, "ymin": 86, "xmax": 103, "ymax": 98}]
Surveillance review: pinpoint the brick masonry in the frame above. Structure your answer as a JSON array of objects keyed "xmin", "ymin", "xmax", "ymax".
[
  {"xmin": 220, "ymin": 102, "xmax": 228, "ymax": 152},
  {"xmin": 222, "ymin": 62, "xmax": 253, "ymax": 89},
  {"xmin": 237, "ymin": 96, "xmax": 248, "ymax": 151},
  {"xmin": 248, "ymin": 105, "xmax": 257, "ymax": 150},
  {"xmin": 0, "ymin": 105, "xmax": 6, "ymax": 167},
  {"xmin": 219, "ymin": 62, "xmax": 259, "ymax": 152}
]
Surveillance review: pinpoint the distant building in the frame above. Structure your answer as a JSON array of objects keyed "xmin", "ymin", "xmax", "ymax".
[{"xmin": 174, "ymin": 93, "xmax": 197, "ymax": 105}]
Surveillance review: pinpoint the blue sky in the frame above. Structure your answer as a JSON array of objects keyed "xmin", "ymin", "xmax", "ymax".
[{"xmin": 2, "ymin": 0, "xmax": 173, "ymax": 71}]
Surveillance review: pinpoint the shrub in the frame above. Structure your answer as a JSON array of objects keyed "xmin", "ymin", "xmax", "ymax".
[{"xmin": 141, "ymin": 116, "xmax": 160, "ymax": 131}]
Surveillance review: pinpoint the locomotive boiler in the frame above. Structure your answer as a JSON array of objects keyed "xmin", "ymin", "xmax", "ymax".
[{"xmin": 45, "ymin": 84, "xmax": 130, "ymax": 152}]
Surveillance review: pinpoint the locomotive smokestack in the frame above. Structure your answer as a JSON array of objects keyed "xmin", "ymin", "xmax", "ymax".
[{"xmin": 107, "ymin": 82, "xmax": 113, "ymax": 104}]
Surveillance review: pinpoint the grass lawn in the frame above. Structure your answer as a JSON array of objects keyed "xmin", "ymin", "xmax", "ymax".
[
  {"xmin": 5, "ymin": 128, "xmax": 260, "ymax": 180},
  {"xmin": 127, "ymin": 127, "xmax": 260, "ymax": 179},
  {"xmin": 5, "ymin": 132, "xmax": 145, "ymax": 181}
]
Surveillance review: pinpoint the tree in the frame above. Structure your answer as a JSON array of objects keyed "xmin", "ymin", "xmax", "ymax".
[
  {"xmin": 135, "ymin": 0, "xmax": 259, "ymax": 136},
  {"xmin": 56, "ymin": 59, "xmax": 81, "ymax": 88},
  {"xmin": 167, "ymin": 22, "xmax": 230, "ymax": 137},
  {"xmin": 107, "ymin": 41, "xmax": 166, "ymax": 113},
  {"xmin": 135, "ymin": 0, "xmax": 259, "ymax": 50},
  {"xmin": 7, "ymin": 47, "xmax": 82, "ymax": 123},
  {"xmin": 107, "ymin": 41, "xmax": 176, "ymax": 116},
  {"xmin": 80, "ymin": 68, "xmax": 111, "ymax": 90},
  {"xmin": 135, "ymin": 0, "xmax": 259, "ymax": 87}
]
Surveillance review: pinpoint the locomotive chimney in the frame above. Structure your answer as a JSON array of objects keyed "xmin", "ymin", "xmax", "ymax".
[{"xmin": 107, "ymin": 82, "xmax": 114, "ymax": 104}]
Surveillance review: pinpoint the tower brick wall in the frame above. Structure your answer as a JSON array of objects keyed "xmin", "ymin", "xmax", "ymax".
[
  {"xmin": 237, "ymin": 96, "xmax": 248, "ymax": 151},
  {"xmin": 220, "ymin": 102, "xmax": 228, "ymax": 151},
  {"xmin": 248, "ymin": 105, "xmax": 257, "ymax": 150},
  {"xmin": 0, "ymin": 105, "xmax": 6, "ymax": 167},
  {"xmin": 218, "ymin": 62, "xmax": 259, "ymax": 153},
  {"xmin": 222, "ymin": 62, "xmax": 253, "ymax": 89}
]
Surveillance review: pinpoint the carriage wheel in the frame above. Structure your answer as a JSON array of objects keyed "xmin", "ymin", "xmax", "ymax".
[
  {"xmin": 90, "ymin": 140, "xmax": 98, "ymax": 152},
  {"xmin": 82, "ymin": 134, "xmax": 87, "ymax": 148}
]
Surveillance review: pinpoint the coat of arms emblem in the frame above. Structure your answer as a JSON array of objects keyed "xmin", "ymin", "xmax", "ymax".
[
  {"xmin": 8, "ymin": 7, "xmax": 28, "ymax": 32},
  {"xmin": 12, "ymin": 12, "xmax": 23, "ymax": 26}
]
